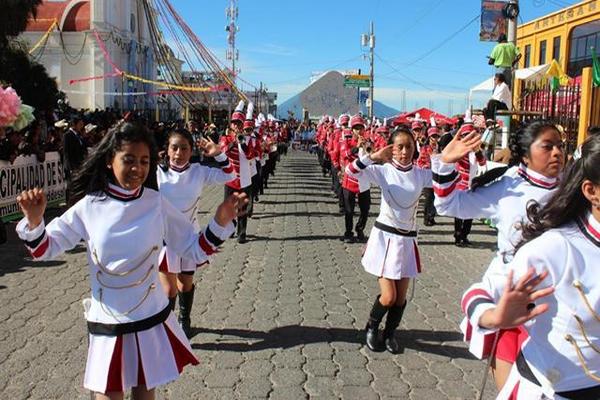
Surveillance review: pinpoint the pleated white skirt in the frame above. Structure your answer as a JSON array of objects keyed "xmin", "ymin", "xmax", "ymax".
[
  {"xmin": 158, "ymin": 247, "xmax": 208, "ymax": 274},
  {"xmin": 362, "ymin": 226, "xmax": 422, "ymax": 280},
  {"xmin": 83, "ymin": 312, "xmax": 198, "ymax": 393}
]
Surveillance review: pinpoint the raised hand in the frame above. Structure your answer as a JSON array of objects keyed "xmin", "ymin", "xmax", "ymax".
[
  {"xmin": 440, "ymin": 131, "xmax": 482, "ymax": 163},
  {"xmin": 214, "ymin": 192, "xmax": 250, "ymax": 227},
  {"xmin": 369, "ymin": 144, "xmax": 394, "ymax": 164},
  {"xmin": 16, "ymin": 188, "xmax": 47, "ymax": 229},
  {"xmin": 482, "ymin": 268, "xmax": 554, "ymax": 330},
  {"xmin": 197, "ymin": 137, "xmax": 222, "ymax": 158}
]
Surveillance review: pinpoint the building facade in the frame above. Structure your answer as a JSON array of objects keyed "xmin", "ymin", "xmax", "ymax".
[
  {"xmin": 23, "ymin": 0, "xmax": 158, "ymax": 111},
  {"xmin": 517, "ymin": 0, "xmax": 600, "ymax": 77},
  {"xmin": 516, "ymin": 0, "xmax": 600, "ymax": 142}
]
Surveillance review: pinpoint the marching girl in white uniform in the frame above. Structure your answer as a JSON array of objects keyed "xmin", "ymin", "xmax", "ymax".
[
  {"xmin": 345, "ymin": 126, "xmax": 432, "ymax": 354},
  {"xmin": 432, "ymin": 120, "xmax": 565, "ymax": 390},
  {"xmin": 157, "ymin": 129, "xmax": 235, "ymax": 337},
  {"xmin": 476, "ymin": 134, "xmax": 600, "ymax": 399},
  {"xmin": 15, "ymin": 122, "xmax": 246, "ymax": 400}
]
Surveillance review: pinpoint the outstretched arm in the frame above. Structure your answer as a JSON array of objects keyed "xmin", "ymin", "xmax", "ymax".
[
  {"xmin": 16, "ymin": 188, "xmax": 85, "ymax": 260},
  {"xmin": 163, "ymin": 192, "xmax": 248, "ymax": 266}
]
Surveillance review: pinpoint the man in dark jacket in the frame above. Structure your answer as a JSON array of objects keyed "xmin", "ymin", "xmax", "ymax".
[
  {"xmin": 63, "ymin": 116, "xmax": 87, "ymax": 178},
  {"xmin": 63, "ymin": 116, "xmax": 87, "ymax": 203}
]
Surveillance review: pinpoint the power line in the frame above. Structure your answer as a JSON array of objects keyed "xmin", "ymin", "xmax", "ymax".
[
  {"xmin": 375, "ymin": 53, "xmax": 434, "ymax": 91},
  {"xmin": 403, "ymin": 14, "xmax": 481, "ymax": 67},
  {"xmin": 393, "ymin": 0, "xmax": 445, "ymax": 40}
]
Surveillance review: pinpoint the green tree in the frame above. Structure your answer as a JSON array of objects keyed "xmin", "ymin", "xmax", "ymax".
[
  {"xmin": 0, "ymin": 0, "xmax": 59, "ymax": 112},
  {"xmin": 0, "ymin": 47, "xmax": 59, "ymax": 112},
  {"xmin": 0, "ymin": 0, "xmax": 43, "ymax": 47}
]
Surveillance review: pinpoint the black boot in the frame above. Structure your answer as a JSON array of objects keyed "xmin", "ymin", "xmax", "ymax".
[
  {"xmin": 383, "ymin": 301, "xmax": 407, "ymax": 354},
  {"xmin": 365, "ymin": 296, "xmax": 389, "ymax": 352},
  {"xmin": 178, "ymin": 286, "xmax": 195, "ymax": 338},
  {"xmin": 356, "ymin": 230, "xmax": 366, "ymax": 243},
  {"xmin": 168, "ymin": 296, "xmax": 177, "ymax": 312}
]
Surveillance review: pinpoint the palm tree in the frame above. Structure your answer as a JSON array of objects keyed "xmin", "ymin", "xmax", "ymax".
[{"xmin": 0, "ymin": 0, "xmax": 43, "ymax": 47}]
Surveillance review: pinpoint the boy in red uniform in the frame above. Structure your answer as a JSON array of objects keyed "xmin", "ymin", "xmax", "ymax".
[
  {"xmin": 220, "ymin": 101, "xmax": 256, "ymax": 244},
  {"xmin": 339, "ymin": 115, "xmax": 371, "ymax": 243}
]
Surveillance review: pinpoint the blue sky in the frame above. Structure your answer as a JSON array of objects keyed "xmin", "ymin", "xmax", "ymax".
[{"xmin": 169, "ymin": 0, "xmax": 577, "ymax": 114}]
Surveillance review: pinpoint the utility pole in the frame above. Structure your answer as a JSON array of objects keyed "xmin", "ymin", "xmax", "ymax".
[
  {"xmin": 226, "ymin": 0, "xmax": 239, "ymax": 122},
  {"xmin": 361, "ymin": 23, "xmax": 375, "ymax": 119},
  {"xmin": 368, "ymin": 22, "xmax": 375, "ymax": 120},
  {"xmin": 507, "ymin": 0, "xmax": 518, "ymax": 45},
  {"xmin": 506, "ymin": 0, "xmax": 519, "ymax": 87}
]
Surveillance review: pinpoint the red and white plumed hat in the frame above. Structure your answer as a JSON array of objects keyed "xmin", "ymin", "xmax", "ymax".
[
  {"xmin": 339, "ymin": 114, "xmax": 350, "ymax": 126},
  {"xmin": 376, "ymin": 118, "xmax": 389, "ymax": 134},
  {"xmin": 457, "ymin": 109, "xmax": 476, "ymax": 136},
  {"xmin": 350, "ymin": 114, "xmax": 365, "ymax": 128},
  {"xmin": 243, "ymin": 102, "xmax": 255, "ymax": 130},
  {"xmin": 427, "ymin": 116, "xmax": 440, "ymax": 136},
  {"xmin": 231, "ymin": 100, "xmax": 245, "ymax": 122}
]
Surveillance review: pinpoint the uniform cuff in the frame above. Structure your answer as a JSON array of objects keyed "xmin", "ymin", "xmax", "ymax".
[
  {"xmin": 359, "ymin": 155, "xmax": 374, "ymax": 167},
  {"xmin": 16, "ymin": 218, "xmax": 46, "ymax": 242},
  {"xmin": 471, "ymin": 302, "xmax": 498, "ymax": 335},
  {"xmin": 431, "ymin": 155, "xmax": 456, "ymax": 173},
  {"xmin": 214, "ymin": 152, "xmax": 228, "ymax": 162},
  {"xmin": 208, "ymin": 218, "xmax": 235, "ymax": 240}
]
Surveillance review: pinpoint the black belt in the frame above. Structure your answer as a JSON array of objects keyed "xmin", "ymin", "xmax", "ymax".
[
  {"xmin": 374, "ymin": 221, "xmax": 417, "ymax": 237},
  {"xmin": 87, "ymin": 304, "xmax": 171, "ymax": 336},
  {"xmin": 516, "ymin": 352, "xmax": 600, "ymax": 399}
]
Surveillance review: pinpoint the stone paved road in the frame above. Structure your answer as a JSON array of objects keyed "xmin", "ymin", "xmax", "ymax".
[{"xmin": 0, "ymin": 150, "xmax": 498, "ymax": 399}]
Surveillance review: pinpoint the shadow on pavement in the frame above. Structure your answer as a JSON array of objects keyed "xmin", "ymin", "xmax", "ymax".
[
  {"xmin": 418, "ymin": 240, "xmax": 497, "ymax": 250},
  {"xmin": 247, "ymin": 234, "xmax": 345, "ymax": 242},
  {"xmin": 191, "ymin": 325, "xmax": 473, "ymax": 359},
  {"xmin": 0, "ymin": 221, "xmax": 66, "ymax": 283}
]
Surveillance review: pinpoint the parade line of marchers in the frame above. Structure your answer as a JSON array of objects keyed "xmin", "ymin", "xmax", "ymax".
[{"xmin": 8, "ymin": 101, "xmax": 600, "ymax": 400}]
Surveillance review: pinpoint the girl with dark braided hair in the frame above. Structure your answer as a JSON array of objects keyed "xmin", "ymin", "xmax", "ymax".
[
  {"xmin": 477, "ymin": 134, "xmax": 600, "ymax": 399},
  {"xmin": 431, "ymin": 120, "xmax": 565, "ymax": 390}
]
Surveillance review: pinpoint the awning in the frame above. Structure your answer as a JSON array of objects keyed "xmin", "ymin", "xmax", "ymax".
[{"xmin": 469, "ymin": 64, "xmax": 551, "ymax": 98}]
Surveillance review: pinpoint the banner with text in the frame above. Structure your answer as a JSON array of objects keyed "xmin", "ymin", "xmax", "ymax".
[{"xmin": 0, "ymin": 152, "xmax": 66, "ymax": 220}]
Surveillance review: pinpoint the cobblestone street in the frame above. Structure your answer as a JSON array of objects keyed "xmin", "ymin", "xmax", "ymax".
[{"xmin": 0, "ymin": 150, "xmax": 499, "ymax": 399}]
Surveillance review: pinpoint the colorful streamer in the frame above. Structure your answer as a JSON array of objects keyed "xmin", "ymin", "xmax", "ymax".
[
  {"xmin": 69, "ymin": 71, "xmax": 122, "ymax": 86},
  {"xmin": 28, "ymin": 19, "xmax": 57, "ymax": 55}
]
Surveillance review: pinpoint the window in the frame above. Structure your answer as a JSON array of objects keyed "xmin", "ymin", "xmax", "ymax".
[
  {"xmin": 568, "ymin": 20, "xmax": 600, "ymax": 76},
  {"xmin": 524, "ymin": 44, "xmax": 531, "ymax": 68},
  {"xmin": 539, "ymin": 40, "xmax": 547, "ymax": 65},
  {"xmin": 553, "ymin": 36, "xmax": 561, "ymax": 61}
]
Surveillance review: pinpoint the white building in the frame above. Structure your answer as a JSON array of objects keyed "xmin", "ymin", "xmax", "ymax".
[{"xmin": 23, "ymin": 0, "xmax": 162, "ymax": 111}]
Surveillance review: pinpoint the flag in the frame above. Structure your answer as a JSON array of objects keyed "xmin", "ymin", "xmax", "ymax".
[
  {"xmin": 546, "ymin": 59, "xmax": 570, "ymax": 92},
  {"xmin": 592, "ymin": 47, "xmax": 600, "ymax": 88}
]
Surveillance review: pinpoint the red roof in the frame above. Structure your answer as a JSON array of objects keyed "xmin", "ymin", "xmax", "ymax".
[
  {"xmin": 392, "ymin": 108, "xmax": 457, "ymax": 126},
  {"xmin": 26, "ymin": 0, "xmax": 90, "ymax": 32}
]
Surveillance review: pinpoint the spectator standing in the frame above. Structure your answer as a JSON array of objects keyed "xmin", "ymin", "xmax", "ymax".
[
  {"xmin": 488, "ymin": 34, "xmax": 521, "ymax": 88},
  {"xmin": 63, "ymin": 115, "xmax": 88, "ymax": 203}
]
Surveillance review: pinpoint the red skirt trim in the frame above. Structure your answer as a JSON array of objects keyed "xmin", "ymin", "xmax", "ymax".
[
  {"xmin": 164, "ymin": 324, "xmax": 199, "ymax": 373},
  {"xmin": 105, "ymin": 336, "xmax": 123, "ymax": 392}
]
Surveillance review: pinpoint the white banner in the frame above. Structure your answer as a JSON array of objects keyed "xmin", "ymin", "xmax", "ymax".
[{"xmin": 0, "ymin": 152, "xmax": 66, "ymax": 219}]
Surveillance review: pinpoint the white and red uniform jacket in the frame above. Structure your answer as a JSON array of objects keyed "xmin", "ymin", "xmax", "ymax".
[
  {"xmin": 16, "ymin": 184, "xmax": 235, "ymax": 326},
  {"xmin": 220, "ymin": 133, "xmax": 255, "ymax": 190},
  {"xmin": 482, "ymin": 213, "xmax": 600, "ymax": 399},
  {"xmin": 431, "ymin": 157, "xmax": 559, "ymax": 360},
  {"xmin": 157, "ymin": 154, "xmax": 235, "ymax": 272}
]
